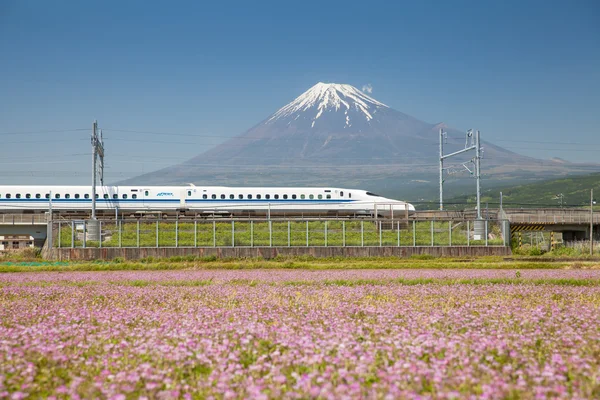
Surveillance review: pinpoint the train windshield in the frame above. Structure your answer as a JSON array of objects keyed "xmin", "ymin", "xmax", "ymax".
[{"xmin": 365, "ymin": 192, "xmax": 381, "ymax": 197}]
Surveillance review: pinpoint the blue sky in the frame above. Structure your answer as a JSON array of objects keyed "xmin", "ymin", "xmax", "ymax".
[{"xmin": 1, "ymin": 0, "xmax": 599, "ymax": 184}]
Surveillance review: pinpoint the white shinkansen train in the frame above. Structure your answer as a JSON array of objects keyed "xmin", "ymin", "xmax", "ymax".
[{"xmin": 0, "ymin": 185, "xmax": 415, "ymax": 217}]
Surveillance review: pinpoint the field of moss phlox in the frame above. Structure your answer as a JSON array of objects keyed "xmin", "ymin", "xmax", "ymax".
[{"xmin": 1, "ymin": 269, "xmax": 599, "ymax": 399}]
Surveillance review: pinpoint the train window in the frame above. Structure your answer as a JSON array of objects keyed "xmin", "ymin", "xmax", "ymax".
[
  {"xmin": 75, "ymin": 194, "xmax": 80, "ymax": 199},
  {"xmin": 55, "ymin": 194, "xmax": 60, "ymax": 199},
  {"xmin": 301, "ymin": 194, "xmax": 305, "ymax": 199},
  {"xmin": 84, "ymin": 194, "xmax": 90, "ymax": 199},
  {"xmin": 274, "ymin": 194, "xmax": 279, "ymax": 199},
  {"xmin": 35, "ymin": 194, "xmax": 41, "ymax": 199},
  {"xmin": 366, "ymin": 192, "xmax": 381, "ymax": 197},
  {"xmin": 145, "ymin": 191, "xmax": 149, "ymax": 196},
  {"xmin": 188, "ymin": 191, "xmax": 192, "ymax": 196},
  {"xmin": 122, "ymin": 194, "xmax": 127, "ymax": 199},
  {"xmin": 104, "ymin": 194, "xmax": 109, "ymax": 199},
  {"xmin": 292, "ymin": 194, "xmax": 296, "ymax": 199},
  {"xmin": 202, "ymin": 194, "xmax": 207, "ymax": 199},
  {"xmin": 283, "ymin": 194, "xmax": 288, "ymax": 199},
  {"xmin": 325, "ymin": 189, "xmax": 331, "ymax": 193},
  {"xmin": 230, "ymin": 194, "xmax": 234, "ymax": 199},
  {"xmin": 220, "ymin": 194, "xmax": 225, "ymax": 199},
  {"xmin": 265, "ymin": 194, "xmax": 270, "ymax": 199},
  {"xmin": 248, "ymin": 194, "xmax": 252, "ymax": 199},
  {"xmin": 349, "ymin": 193, "xmax": 351, "ymax": 198},
  {"xmin": 256, "ymin": 194, "xmax": 261, "ymax": 199},
  {"xmin": 6, "ymin": 194, "xmax": 11, "ymax": 199},
  {"xmin": 326, "ymin": 194, "xmax": 331, "ymax": 199},
  {"xmin": 309, "ymin": 194, "xmax": 314, "ymax": 199},
  {"xmin": 65, "ymin": 194, "xmax": 70, "ymax": 199},
  {"xmin": 132, "ymin": 194, "xmax": 137, "ymax": 199},
  {"xmin": 113, "ymin": 194, "xmax": 118, "ymax": 199},
  {"xmin": 239, "ymin": 194, "xmax": 243, "ymax": 199},
  {"xmin": 318, "ymin": 195, "xmax": 323, "ymax": 200},
  {"xmin": 45, "ymin": 194, "xmax": 49, "ymax": 199},
  {"xmin": 96, "ymin": 194, "xmax": 99, "ymax": 199},
  {"xmin": 340, "ymin": 191, "xmax": 344, "ymax": 197},
  {"xmin": 26, "ymin": 194, "xmax": 31, "ymax": 199},
  {"xmin": 16, "ymin": 194, "xmax": 21, "ymax": 199},
  {"xmin": 212, "ymin": 194, "xmax": 216, "ymax": 199}
]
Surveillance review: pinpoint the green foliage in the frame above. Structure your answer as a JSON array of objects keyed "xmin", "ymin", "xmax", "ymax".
[{"xmin": 449, "ymin": 172, "xmax": 600, "ymax": 208}]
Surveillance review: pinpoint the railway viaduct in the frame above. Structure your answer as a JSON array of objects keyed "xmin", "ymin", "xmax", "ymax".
[{"xmin": 1, "ymin": 208, "xmax": 598, "ymax": 257}]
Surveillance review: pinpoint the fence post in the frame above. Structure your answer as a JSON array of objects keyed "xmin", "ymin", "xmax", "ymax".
[
  {"xmin": 288, "ymin": 221, "xmax": 291, "ymax": 247},
  {"xmin": 175, "ymin": 220, "xmax": 179, "ymax": 248},
  {"xmin": 325, "ymin": 221, "xmax": 328, "ymax": 247},
  {"xmin": 412, "ymin": 220, "xmax": 416, "ymax": 247},
  {"xmin": 342, "ymin": 221, "xmax": 346, "ymax": 247},
  {"xmin": 269, "ymin": 220, "xmax": 272, "ymax": 247},
  {"xmin": 449, "ymin": 221, "xmax": 452, "ymax": 246},
  {"xmin": 361, "ymin": 220, "xmax": 364, "ymax": 247},
  {"xmin": 485, "ymin": 220, "xmax": 488, "ymax": 246},
  {"xmin": 213, "ymin": 221, "xmax": 216, "ymax": 247},
  {"xmin": 99, "ymin": 221, "xmax": 102, "ymax": 249},
  {"xmin": 232, "ymin": 220, "xmax": 235, "ymax": 248},
  {"xmin": 57, "ymin": 222, "xmax": 61, "ymax": 248},
  {"xmin": 467, "ymin": 220, "xmax": 470, "ymax": 246},
  {"xmin": 156, "ymin": 220, "xmax": 159, "ymax": 248},
  {"xmin": 397, "ymin": 221, "xmax": 400, "ymax": 247},
  {"xmin": 379, "ymin": 221, "xmax": 382, "ymax": 247},
  {"xmin": 306, "ymin": 220, "xmax": 309, "ymax": 247},
  {"xmin": 250, "ymin": 221, "xmax": 254, "ymax": 247},
  {"xmin": 430, "ymin": 220, "xmax": 434, "ymax": 246},
  {"xmin": 137, "ymin": 220, "xmax": 140, "ymax": 248},
  {"xmin": 118, "ymin": 220, "xmax": 122, "ymax": 248},
  {"xmin": 194, "ymin": 220, "xmax": 197, "ymax": 248},
  {"xmin": 83, "ymin": 221, "xmax": 87, "ymax": 249},
  {"xmin": 71, "ymin": 221, "xmax": 74, "ymax": 248}
]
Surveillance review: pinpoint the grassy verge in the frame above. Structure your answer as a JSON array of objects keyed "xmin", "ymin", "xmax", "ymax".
[
  {"xmin": 0, "ymin": 254, "xmax": 594, "ymax": 272},
  {"xmin": 1, "ymin": 277, "xmax": 598, "ymax": 287}
]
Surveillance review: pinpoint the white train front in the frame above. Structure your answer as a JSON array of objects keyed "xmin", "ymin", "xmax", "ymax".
[{"xmin": 0, "ymin": 185, "xmax": 415, "ymax": 217}]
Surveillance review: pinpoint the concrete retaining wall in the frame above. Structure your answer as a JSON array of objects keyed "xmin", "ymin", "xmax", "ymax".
[{"xmin": 45, "ymin": 246, "xmax": 511, "ymax": 261}]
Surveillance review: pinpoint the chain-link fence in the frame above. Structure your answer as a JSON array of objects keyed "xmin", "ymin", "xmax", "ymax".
[{"xmin": 51, "ymin": 218, "xmax": 509, "ymax": 248}]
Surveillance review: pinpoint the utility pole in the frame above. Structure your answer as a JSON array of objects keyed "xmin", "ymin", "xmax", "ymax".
[
  {"xmin": 89, "ymin": 120, "xmax": 104, "ymax": 242},
  {"xmin": 500, "ymin": 191, "xmax": 503, "ymax": 213},
  {"xmin": 475, "ymin": 130, "xmax": 482, "ymax": 220},
  {"xmin": 439, "ymin": 129, "xmax": 443, "ymax": 210},
  {"xmin": 91, "ymin": 120, "xmax": 104, "ymax": 220},
  {"xmin": 92, "ymin": 121, "xmax": 97, "ymax": 220},
  {"xmin": 439, "ymin": 129, "xmax": 482, "ymax": 218},
  {"xmin": 591, "ymin": 189, "xmax": 595, "ymax": 256}
]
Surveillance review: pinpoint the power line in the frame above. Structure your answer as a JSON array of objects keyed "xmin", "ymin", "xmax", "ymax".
[
  {"xmin": 1, "ymin": 138, "xmax": 89, "ymax": 145},
  {"xmin": 0, "ymin": 129, "xmax": 88, "ymax": 135},
  {"xmin": 103, "ymin": 128, "xmax": 219, "ymax": 138}
]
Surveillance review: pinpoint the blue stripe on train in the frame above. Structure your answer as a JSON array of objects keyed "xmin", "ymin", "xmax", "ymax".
[{"xmin": 0, "ymin": 199, "xmax": 356, "ymax": 203}]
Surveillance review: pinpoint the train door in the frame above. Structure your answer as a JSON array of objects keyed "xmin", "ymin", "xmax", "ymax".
[{"xmin": 180, "ymin": 189, "xmax": 187, "ymax": 209}]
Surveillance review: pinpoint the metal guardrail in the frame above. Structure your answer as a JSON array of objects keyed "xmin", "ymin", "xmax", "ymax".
[
  {"xmin": 507, "ymin": 213, "xmax": 600, "ymax": 224},
  {"xmin": 52, "ymin": 218, "xmax": 508, "ymax": 249},
  {"xmin": 0, "ymin": 214, "xmax": 48, "ymax": 225}
]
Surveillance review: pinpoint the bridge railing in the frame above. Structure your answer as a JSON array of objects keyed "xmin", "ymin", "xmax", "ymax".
[
  {"xmin": 0, "ymin": 214, "xmax": 48, "ymax": 225},
  {"xmin": 507, "ymin": 212, "xmax": 600, "ymax": 224},
  {"xmin": 50, "ymin": 218, "xmax": 508, "ymax": 249}
]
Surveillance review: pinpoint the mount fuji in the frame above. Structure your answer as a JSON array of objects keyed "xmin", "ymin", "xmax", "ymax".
[{"xmin": 125, "ymin": 83, "xmax": 590, "ymax": 198}]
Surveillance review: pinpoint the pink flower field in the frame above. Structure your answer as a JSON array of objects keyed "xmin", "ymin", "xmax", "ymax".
[{"xmin": 1, "ymin": 270, "xmax": 599, "ymax": 399}]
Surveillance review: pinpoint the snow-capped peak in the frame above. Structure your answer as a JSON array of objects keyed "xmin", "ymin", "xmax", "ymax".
[{"xmin": 267, "ymin": 82, "xmax": 389, "ymax": 126}]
